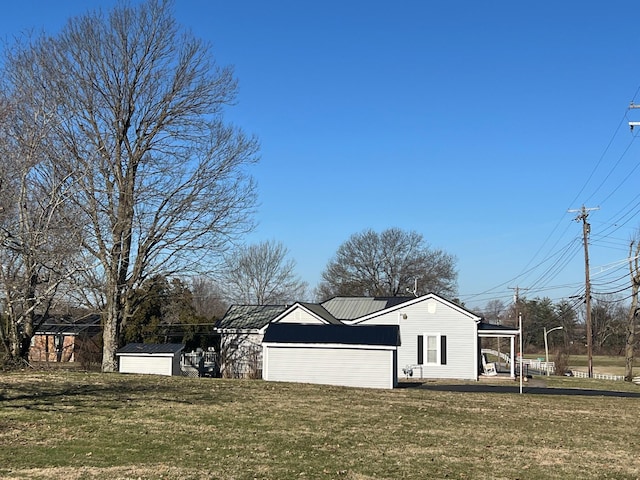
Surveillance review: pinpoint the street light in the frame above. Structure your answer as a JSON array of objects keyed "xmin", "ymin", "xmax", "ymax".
[{"xmin": 544, "ymin": 326, "xmax": 563, "ymax": 376}]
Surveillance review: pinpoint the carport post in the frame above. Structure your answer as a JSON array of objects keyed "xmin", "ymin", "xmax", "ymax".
[
  {"xmin": 519, "ymin": 313, "xmax": 523, "ymax": 395},
  {"xmin": 510, "ymin": 335, "xmax": 515, "ymax": 378}
]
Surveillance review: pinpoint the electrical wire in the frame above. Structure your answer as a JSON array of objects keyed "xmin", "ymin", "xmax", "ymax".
[{"xmin": 465, "ymin": 86, "xmax": 640, "ymax": 311}]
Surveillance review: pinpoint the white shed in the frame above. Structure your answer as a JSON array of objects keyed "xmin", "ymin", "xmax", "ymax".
[
  {"xmin": 117, "ymin": 343, "xmax": 185, "ymax": 376},
  {"xmin": 262, "ymin": 323, "xmax": 400, "ymax": 389}
]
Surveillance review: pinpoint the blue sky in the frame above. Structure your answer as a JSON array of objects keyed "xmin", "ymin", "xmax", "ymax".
[{"xmin": 3, "ymin": 1, "xmax": 640, "ymax": 310}]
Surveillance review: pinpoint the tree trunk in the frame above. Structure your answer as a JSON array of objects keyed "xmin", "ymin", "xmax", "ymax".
[
  {"xmin": 101, "ymin": 272, "xmax": 122, "ymax": 372},
  {"xmin": 625, "ymin": 241, "xmax": 640, "ymax": 382},
  {"xmin": 625, "ymin": 313, "xmax": 636, "ymax": 382}
]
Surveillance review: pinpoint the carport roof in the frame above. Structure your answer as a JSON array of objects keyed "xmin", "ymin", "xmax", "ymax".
[{"xmin": 478, "ymin": 322, "xmax": 520, "ymax": 335}]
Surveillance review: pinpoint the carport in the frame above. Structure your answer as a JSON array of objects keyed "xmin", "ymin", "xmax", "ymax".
[{"xmin": 477, "ymin": 322, "xmax": 520, "ymax": 378}]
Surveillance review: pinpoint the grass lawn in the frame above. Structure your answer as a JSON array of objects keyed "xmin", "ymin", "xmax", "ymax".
[{"xmin": 2, "ymin": 371, "xmax": 640, "ymax": 479}]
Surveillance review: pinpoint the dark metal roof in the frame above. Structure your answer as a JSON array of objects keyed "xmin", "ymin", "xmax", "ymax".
[
  {"xmin": 35, "ymin": 314, "xmax": 101, "ymax": 336},
  {"xmin": 296, "ymin": 302, "xmax": 343, "ymax": 325},
  {"xmin": 478, "ymin": 322, "xmax": 519, "ymax": 332},
  {"xmin": 116, "ymin": 343, "xmax": 185, "ymax": 355},
  {"xmin": 263, "ymin": 323, "xmax": 401, "ymax": 346},
  {"xmin": 216, "ymin": 305, "xmax": 288, "ymax": 330},
  {"xmin": 320, "ymin": 296, "xmax": 414, "ymax": 320}
]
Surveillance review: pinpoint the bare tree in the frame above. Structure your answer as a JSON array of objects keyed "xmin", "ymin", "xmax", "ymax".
[
  {"xmin": 317, "ymin": 228, "xmax": 457, "ymax": 300},
  {"xmin": 190, "ymin": 276, "xmax": 228, "ymax": 320},
  {"xmin": 590, "ymin": 296, "xmax": 626, "ymax": 353},
  {"xmin": 222, "ymin": 240, "xmax": 307, "ymax": 305},
  {"xmin": 482, "ymin": 299, "xmax": 506, "ymax": 324},
  {"xmin": 0, "ymin": 88, "xmax": 83, "ymax": 363},
  {"xmin": 3, "ymin": 0, "xmax": 259, "ymax": 371}
]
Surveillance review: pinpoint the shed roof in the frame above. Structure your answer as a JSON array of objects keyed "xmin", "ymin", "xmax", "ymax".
[
  {"xmin": 216, "ymin": 305, "xmax": 288, "ymax": 330},
  {"xmin": 263, "ymin": 323, "xmax": 401, "ymax": 346},
  {"xmin": 320, "ymin": 296, "xmax": 413, "ymax": 320},
  {"xmin": 116, "ymin": 343, "xmax": 185, "ymax": 355}
]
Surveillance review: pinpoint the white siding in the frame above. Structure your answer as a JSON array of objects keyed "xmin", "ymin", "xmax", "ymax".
[
  {"xmin": 275, "ymin": 308, "xmax": 325, "ymax": 324},
  {"xmin": 220, "ymin": 332, "xmax": 263, "ymax": 378},
  {"xmin": 263, "ymin": 344, "xmax": 396, "ymax": 389},
  {"xmin": 354, "ymin": 297, "xmax": 478, "ymax": 380},
  {"xmin": 118, "ymin": 354, "xmax": 174, "ymax": 376}
]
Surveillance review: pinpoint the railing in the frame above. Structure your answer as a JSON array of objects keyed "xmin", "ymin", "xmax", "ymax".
[
  {"xmin": 181, "ymin": 351, "xmax": 217, "ymax": 377},
  {"xmin": 481, "ymin": 348, "xmax": 512, "ymax": 365},
  {"xmin": 526, "ymin": 359, "xmax": 556, "ymax": 375}
]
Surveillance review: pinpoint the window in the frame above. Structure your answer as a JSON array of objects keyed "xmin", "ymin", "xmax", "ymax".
[
  {"xmin": 426, "ymin": 335, "xmax": 438, "ymax": 363},
  {"xmin": 418, "ymin": 334, "xmax": 447, "ymax": 365}
]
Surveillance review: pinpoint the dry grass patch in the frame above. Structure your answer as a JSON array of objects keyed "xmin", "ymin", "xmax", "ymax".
[{"xmin": 2, "ymin": 372, "xmax": 640, "ymax": 479}]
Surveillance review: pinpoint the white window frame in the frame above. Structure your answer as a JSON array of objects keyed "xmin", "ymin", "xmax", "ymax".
[{"xmin": 424, "ymin": 333, "xmax": 441, "ymax": 365}]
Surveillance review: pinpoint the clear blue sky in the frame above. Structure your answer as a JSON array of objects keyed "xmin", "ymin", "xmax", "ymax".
[{"xmin": 3, "ymin": 1, "xmax": 640, "ymax": 310}]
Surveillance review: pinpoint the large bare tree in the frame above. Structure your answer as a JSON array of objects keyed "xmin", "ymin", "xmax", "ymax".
[
  {"xmin": 317, "ymin": 228, "xmax": 457, "ymax": 300},
  {"xmin": 222, "ymin": 240, "xmax": 308, "ymax": 305},
  {"xmin": 3, "ymin": 0, "xmax": 259, "ymax": 371},
  {"xmin": 0, "ymin": 87, "xmax": 82, "ymax": 363}
]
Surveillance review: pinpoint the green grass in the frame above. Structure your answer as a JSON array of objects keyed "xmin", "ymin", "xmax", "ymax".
[{"xmin": 2, "ymin": 371, "xmax": 640, "ymax": 479}]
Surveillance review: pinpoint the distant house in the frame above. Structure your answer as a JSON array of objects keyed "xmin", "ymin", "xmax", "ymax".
[
  {"xmin": 220, "ymin": 294, "xmax": 519, "ymax": 386},
  {"xmin": 214, "ymin": 305, "xmax": 288, "ymax": 378},
  {"xmin": 30, "ymin": 314, "xmax": 101, "ymax": 364},
  {"xmin": 116, "ymin": 343, "xmax": 185, "ymax": 376}
]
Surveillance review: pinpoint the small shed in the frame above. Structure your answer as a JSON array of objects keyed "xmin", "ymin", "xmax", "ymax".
[
  {"xmin": 262, "ymin": 323, "xmax": 401, "ymax": 389},
  {"xmin": 117, "ymin": 343, "xmax": 185, "ymax": 376}
]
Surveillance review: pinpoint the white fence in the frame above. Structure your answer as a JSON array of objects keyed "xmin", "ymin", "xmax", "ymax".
[
  {"xmin": 525, "ymin": 359, "xmax": 556, "ymax": 375},
  {"xmin": 571, "ymin": 370, "xmax": 625, "ymax": 381}
]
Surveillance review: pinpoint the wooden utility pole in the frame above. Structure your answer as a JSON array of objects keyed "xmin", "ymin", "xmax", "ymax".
[
  {"xmin": 508, "ymin": 286, "xmax": 528, "ymax": 322},
  {"xmin": 569, "ymin": 205, "xmax": 599, "ymax": 378},
  {"xmin": 625, "ymin": 240, "xmax": 640, "ymax": 381}
]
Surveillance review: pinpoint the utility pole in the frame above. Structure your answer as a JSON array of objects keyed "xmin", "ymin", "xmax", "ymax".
[
  {"xmin": 508, "ymin": 286, "xmax": 528, "ymax": 326},
  {"xmin": 569, "ymin": 205, "xmax": 599, "ymax": 378},
  {"xmin": 510, "ymin": 286, "xmax": 527, "ymax": 380}
]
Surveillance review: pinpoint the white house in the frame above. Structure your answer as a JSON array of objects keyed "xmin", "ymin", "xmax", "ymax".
[
  {"xmin": 218, "ymin": 294, "xmax": 520, "ymax": 386},
  {"xmin": 270, "ymin": 294, "xmax": 519, "ymax": 381},
  {"xmin": 116, "ymin": 343, "xmax": 185, "ymax": 376},
  {"xmin": 345, "ymin": 294, "xmax": 519, "ymax": 380}
]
